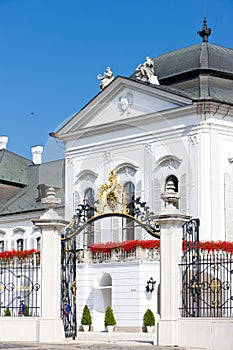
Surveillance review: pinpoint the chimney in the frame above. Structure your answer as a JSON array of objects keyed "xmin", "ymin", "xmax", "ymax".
[
  {"xmin": 0, "ymin": 136, "xmax": 8, "ymax": 150},
  {"xmin": 31, "ymin": 145, "xmax": 43, "ymax": 165}
]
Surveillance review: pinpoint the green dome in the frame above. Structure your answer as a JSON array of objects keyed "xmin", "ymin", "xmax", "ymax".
[
  {"xmin": 131, "ymin": 42, "xmax": 233, "ymax": 104},
  {"xmin": 154, "ymin": 43, "xmax": 233, "ymax": 81}
]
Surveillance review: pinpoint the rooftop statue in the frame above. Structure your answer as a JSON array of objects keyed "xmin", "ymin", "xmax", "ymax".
[
  {"xmin": 97, "ymin": 67, "xmax": 114, "ymax": 90},
  {"xmin": 135, "ymin": 56, "xmax": 159, "ymax": 85}
]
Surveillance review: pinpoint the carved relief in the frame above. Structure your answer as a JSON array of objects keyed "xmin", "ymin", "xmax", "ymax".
[
  {"xmin": 67, "ymin": 157, "xmax": 74, "ymax": 167},
  {"xmin": 118, "ymin": 93, "xmax": 133, "ymax": 114},
  {"xmin": 144, "ymin": 143, "xmax": 152, "ymax": 153},
  {"xmin": 188, "ymin": 133, "xmax": 199, "ymax": 145},
  {"xmin": 157, "ymin": 155, "xmax": 182, "ymax": 170},
  {"xmin": 104, "ymin": 151, "xmax": 111, "ymax": 162}
]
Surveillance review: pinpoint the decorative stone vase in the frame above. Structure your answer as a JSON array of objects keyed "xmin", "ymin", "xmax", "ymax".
[
  {"xmin": 106, "ymin": 325, "xmax": 114, "ymax": 332},
  {"xmin": 146, "ymin": 326, "xmax": 154, "ymax": 333},
  {"xmin": 82, "ymin": 325, "xmax": 89, "ymax": 332}
]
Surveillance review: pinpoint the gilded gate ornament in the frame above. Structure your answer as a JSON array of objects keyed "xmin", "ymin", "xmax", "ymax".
[
  {"xmin": 62, "ymin": 169, "xmax": 160, "ymax": 241},
  {"xmin": 98, "ymin": 170, "xmax": 128, "ymax": 213}
]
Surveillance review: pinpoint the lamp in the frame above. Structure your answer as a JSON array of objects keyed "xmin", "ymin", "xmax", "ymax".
[{"xmin": 146, "ymin": 277, "xmax": 156, "ymax": 293}]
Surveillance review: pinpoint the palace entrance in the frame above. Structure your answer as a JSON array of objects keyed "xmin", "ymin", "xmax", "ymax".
[{"xmin": 60, "ymin": 170, "xmax": 160, "ymax": 338}]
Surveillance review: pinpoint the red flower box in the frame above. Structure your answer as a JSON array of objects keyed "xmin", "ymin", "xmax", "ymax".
[
  {"xmin": 91, "ymin": 240, "xmax": 233, "ymax": 254},
  {"xmin": 0, "ymin": 249, "xmax": 37, "ymax": 260}
]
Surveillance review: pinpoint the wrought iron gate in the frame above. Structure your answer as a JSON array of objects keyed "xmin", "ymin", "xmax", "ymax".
[
  {"xmin": 61, "ymin": 238, "xmax": 77, "ymax": 338},
  {"xmin": 180, "ymin": 218, "xmax": 233, "ymax": 317},
  {"xmin": 60, "ymin": 170, "xmax": 160, "ymax": 338}
]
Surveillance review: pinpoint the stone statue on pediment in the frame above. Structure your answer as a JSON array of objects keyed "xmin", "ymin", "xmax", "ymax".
[
  {"xmin": 135, "ymin": 56, "xmax": 159, "ymax": 85},
  {"xmin": 97, "ymin": 67, "xmax": 114, "ymax": 90}
]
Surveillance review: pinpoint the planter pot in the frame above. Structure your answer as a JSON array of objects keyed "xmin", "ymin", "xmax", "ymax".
[
  {"xmin": 106, "ymin": 325, "xmax": 114, "ymax": 332},
  {"xmin": 146, "ymin": 326, "xmax": 154, "ymax": 333},
  {"xmin": 82, "ymin": 325, "xmax": 89, "ymax": 332}
]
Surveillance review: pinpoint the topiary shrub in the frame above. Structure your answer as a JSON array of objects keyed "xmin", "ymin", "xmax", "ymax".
[
  {"xmin": 24, "ymin": 304, "xmax": 30, "ymax": 316},
  {"xmin": 104, "ymin": 306, "xmax": 116, "ymax": 327},
  {"xmin": 81, "ymin": 305, "xmax": 92, "ymax": 326},
  {"xmin": 4, "ymin": 307, "xmax": 11, "ymax": 316},
  {"xmin": 143, "ymin": 308, "xmax": 155, "ymax": 327}
]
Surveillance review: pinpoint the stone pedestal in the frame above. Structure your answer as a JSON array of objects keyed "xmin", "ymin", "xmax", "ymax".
[
  {"xmin": 156, "ymin": 182, "xmax": 191, "ymax": 346},
  {"xmin": 33, "ymin": 187, "xmax": 68, "ymax": 342}
]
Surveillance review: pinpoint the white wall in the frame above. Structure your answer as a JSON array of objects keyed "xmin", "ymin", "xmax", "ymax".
[
  {"xmin": 77, "ymin": 260, "xmax": 160, "ymax": 332},
  {"xmin": 0, "ymin": 318, "xmax": 39, "ymax": 341},
  {"xmin": 178, "ymin": 318, "xmax": 233, "ymax": 350}
]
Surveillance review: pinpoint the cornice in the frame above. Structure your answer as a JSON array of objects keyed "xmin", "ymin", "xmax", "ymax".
[{"xmin": 65, "ymin": 123, "xmax": 195, "ymax": 157}]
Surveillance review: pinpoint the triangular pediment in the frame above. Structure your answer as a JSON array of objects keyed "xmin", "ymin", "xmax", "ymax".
[{"xmin": 54, "ymin": 77, "xmax": 192, "ymax": 140}]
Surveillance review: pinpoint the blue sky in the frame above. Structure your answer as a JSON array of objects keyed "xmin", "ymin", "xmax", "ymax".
[{"xmin": 0, "ymin": 0, "xmax": 233, "ymax": 161}]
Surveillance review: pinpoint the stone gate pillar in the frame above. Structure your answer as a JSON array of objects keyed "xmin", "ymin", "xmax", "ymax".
[
  {"xmin": 33, "ymin": 187, "xmax": 68, "ymax": 342},
  {"xmin": 156, "ymin": 181, "xmax": 190, "ymax": 346}
]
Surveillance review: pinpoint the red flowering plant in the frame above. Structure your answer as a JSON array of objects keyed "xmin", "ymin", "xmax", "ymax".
[
  {"xmin": 91, "ymin": 240, "xmax": 233, "ymax": 254},
  {"xmin": 0, "ymin": 249, "xmax": 37, "ymax": 260},
  {"xmin": 90, "ymin": 240, "xmax": 160, "ymax": 253},
  {"xmin": 182, "ymin": 240, "xmax": 233, "ymax": 253}
]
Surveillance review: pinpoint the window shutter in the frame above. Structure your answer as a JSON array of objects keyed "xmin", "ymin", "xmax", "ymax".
[
  {"xmin": 180, "ymin": 174, "xmax": 187, "ymax": 214},
  {"xmin": 153, "ymin": 178, "xmax": 161, "ymax": 214}
]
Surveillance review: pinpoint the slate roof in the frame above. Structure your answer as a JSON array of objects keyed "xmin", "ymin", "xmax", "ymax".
[
  {"xmin": 0, "ymin": 149, "xmax": 65, "ymax": 216},
  {"xmin": 154, "ymin": 43, "xmax": 233, "ymax": 81},
  {"xmin": 130, "ymin": 42, "xmax": 233, "ymax": 104},
  {"xmin": 0, "ymin": 149, "xmax": 32, "ymax": 185}
]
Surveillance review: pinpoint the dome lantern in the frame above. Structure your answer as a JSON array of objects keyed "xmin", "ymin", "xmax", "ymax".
[{"xmin": 198, "ymin": 17, "xmax": 212, "ymax": 43}]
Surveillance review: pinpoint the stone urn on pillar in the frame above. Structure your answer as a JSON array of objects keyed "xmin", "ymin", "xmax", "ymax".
[{"xmin": 155, "ymin": 179, "xmax": 191, "ymax": 346}]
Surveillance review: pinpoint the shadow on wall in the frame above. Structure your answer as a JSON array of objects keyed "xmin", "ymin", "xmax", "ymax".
[{"xmin": 92, "ymin": 272, "xmax": 112, "ymax": 331}]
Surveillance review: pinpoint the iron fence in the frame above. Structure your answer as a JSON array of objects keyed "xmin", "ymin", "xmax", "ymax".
[
  {"xmin": 61, "ymin": 239, "xmax": 77, "ymax": 339},
  {"xmin": 180, "ymin": 219, "xmax": 233, "ymax": 317},
  {"xmin": 0, "ymin": 253, "xmax": 40, "ymax": 317}
]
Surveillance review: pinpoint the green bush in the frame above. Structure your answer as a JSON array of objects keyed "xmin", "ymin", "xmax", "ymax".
[
  {"xmin": 104, "ymin": 306, "xmax": 116, "ymax": 327},
  {"xmin": 4, "ymin": 307, "xmax": 11, "ymax": 316},
  {"xmin": 81, "ymin": 305, "xmax": 92, "ymax": 326},
  {"xmin": 143, "ymin": 308, "xmax": 155, "ymax": 327},
  {"xmin": 24, "ymin": 304, "xmax": 29, "ymax": 316}
]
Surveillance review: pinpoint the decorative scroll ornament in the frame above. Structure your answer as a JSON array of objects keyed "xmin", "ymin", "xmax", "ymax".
[{"xmin": 98, "ymin": 170, "xmax": 128, "ymax": 213}]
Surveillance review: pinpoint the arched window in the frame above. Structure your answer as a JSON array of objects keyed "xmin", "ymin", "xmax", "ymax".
[
  {"xmin": 84, "ymin": 188, "xmax": 95, "ymax": 247},
  {"xmin": 17, "ymin": 239, "xmax": 24, "ymax": 251},
  {"xmin": 0, "ymin": 241, "xmax": 4, "ymax": 252},
  {"xmin": 124, "ymin": 182, "xmax": 135, "ymax": 209},
  {"xmin": 84, "ymin": 188, "xmax": 95, "ymax": 217},
  {"xmin": 122, "ymin": 181, "xmax": 135, "ymax": 241},
  {"xmin": 36, "ymin": 237, "xmax": 41, "ymax": 251}
]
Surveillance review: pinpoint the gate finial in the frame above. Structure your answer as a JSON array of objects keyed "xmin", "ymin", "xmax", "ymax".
[
  {"xmin": 40, "ymin": 186, "xmax": 61, "ymax": 220},
  {"xmin": 161, "ymin": 180, "xmax": 180, "ymax": 211}
]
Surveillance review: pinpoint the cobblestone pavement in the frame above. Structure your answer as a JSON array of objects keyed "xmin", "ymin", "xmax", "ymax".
[
  {"xmin": 0, "ymin": 345, "xmax": 196, "ymax": 350},
  {"xmin": 0, "ymin": 343, "xmax": 206, "ymax": 350}
]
